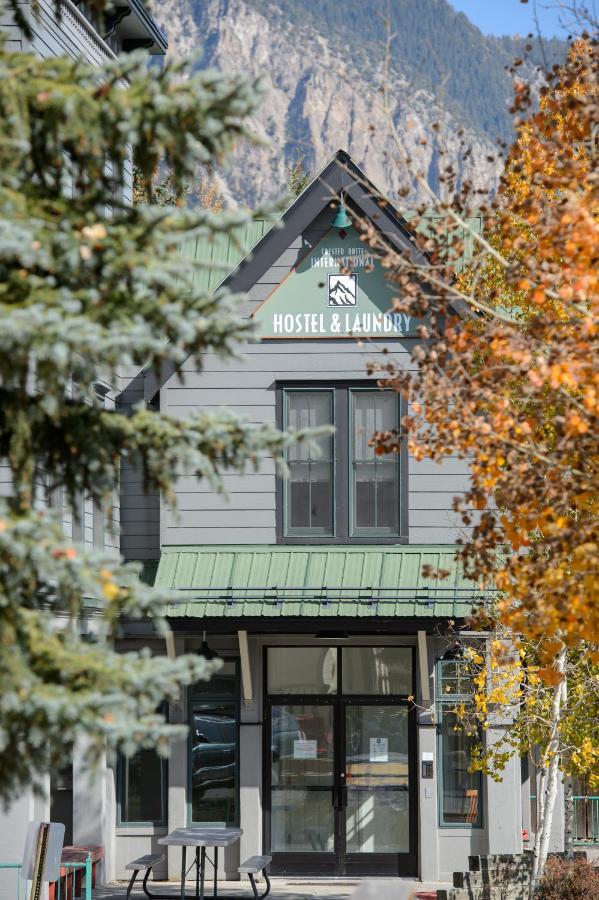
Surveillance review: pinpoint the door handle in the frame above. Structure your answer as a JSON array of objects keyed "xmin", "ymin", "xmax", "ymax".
[
  {"xmin": 340, "ymin": 785, "xmax": 347, "ymax": 809},
  {"xmin": 333, "ymin": 785, "xmax": 348, "ymax": 809}
]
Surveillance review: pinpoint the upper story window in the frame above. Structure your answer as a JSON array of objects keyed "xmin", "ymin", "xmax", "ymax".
[
  {"xmin": 279, "ymin": 384, "xmax": 406, "ymax": 543},
  {"xmin": 286, "ymin": 391, "xmax": 334, "ymax": 535}
]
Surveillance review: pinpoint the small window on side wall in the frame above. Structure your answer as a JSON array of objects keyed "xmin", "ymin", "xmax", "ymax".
[
  {"xmin": 117, "ymin": 702, "xmax": 168, "ymax": 826},
  {"xmin": 437, "ymin": 659, "xmax": 483, "ymax": 827},
  {"xmin": 118, "ymin": 749, "xmax": 167, "ymax": 825}
]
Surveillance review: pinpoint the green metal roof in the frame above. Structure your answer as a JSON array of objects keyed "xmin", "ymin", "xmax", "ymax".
[
  {"xmin": 179, "ymin": 219, "xmax": 273, "ymax": 293},
  {"xmin": 180, "ymin": 212, "xmax": 481, "ymax": 296},
  {"xmin": 156, "ymin": 545, "xmax": 492, "ymax": 620}
]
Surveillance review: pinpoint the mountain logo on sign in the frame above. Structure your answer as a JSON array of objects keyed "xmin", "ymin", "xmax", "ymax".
[{"xmin": 328, "ymin": 273, "xmax": 357, "ymax": 307}]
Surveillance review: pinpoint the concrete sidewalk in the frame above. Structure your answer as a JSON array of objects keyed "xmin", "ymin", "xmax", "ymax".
[{"xmin": 95, "ymin": 878, "xmax": 451, "ymax": 899}]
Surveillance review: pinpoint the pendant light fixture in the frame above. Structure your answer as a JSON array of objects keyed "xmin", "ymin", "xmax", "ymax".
[
  {"xmin": 331, "ymin": 192, "xmax": 352, "ymax": 229},
  {"xmin": 197, "ymin": 630, "xmax": 221, "ymax": 662}
]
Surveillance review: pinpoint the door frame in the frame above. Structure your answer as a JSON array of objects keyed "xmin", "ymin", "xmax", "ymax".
[{"xmin": 262, "ymin": 645, "xmax": 418, "ymax": 877}]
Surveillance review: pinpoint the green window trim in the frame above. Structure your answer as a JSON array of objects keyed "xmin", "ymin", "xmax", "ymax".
[
  {"xmin": 187, "ymin": 659, "xmax": 241, "ymax": 827},
  {"xmin": 349, "ymin": 388, "xmax": 402, "ymax": 538},
  {"xmin": 283, "ymin": 387, "xmax": 335, "ymax": 537},
  {"xmin": 278, "ymin": 382, "xmax": 407, "ymax": 544},
  {"xmin": 436, "ymin": 658, "xmax": 483, "ymax": 829}
]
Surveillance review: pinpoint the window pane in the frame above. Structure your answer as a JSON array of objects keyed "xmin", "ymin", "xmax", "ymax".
[
  {"xmin": 286, "ymin": 393, "xmax": 333, "ymax": 534},
  {"xmin": 268, "ymin": 647, "xmax": 337, "ymax": 694},
  {"xmin": 120, "ymin": 750, "xmax": 165, "ymax": 824},
  {"xmin": 439, "ymin": 706, "xmax": 482, "ymax": 825},
  {"xmin": 346, "ymin": 789, "xmax": 409, "ymax": 853},
  {"xmin": 191, "ymin": 701, "xmax": 237, "ymax": 825},
  {"xmin": 439, "ymin": 659, "xmax": 476, "ymax": 697},
  {"xmin": 352, "ymin": 392, "xmax": 399, "ymax": 534},
  {"xmin": 271, "ymin": 705, "xmax": 334, "ymax": 787},
  {"xmin": 342, "ymin": 647, "xmax": 412, "ymax": 695},
  {"xmin": 271, "ymin": 789, "xmax": 334, "ymax": 852}
]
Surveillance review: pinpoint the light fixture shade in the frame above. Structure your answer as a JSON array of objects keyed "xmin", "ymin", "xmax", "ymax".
[
  {"xmin": 331, "ymin": 199, "xmax": 352, "ymax": 229},
  {"xmin": 197, "ymin": 637, "xmax": 221, "ymax": 662}
]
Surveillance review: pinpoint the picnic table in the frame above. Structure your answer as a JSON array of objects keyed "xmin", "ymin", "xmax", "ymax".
[{"xmin": 155, "ymin": 827, "xmax": 243, "ymax": 900}]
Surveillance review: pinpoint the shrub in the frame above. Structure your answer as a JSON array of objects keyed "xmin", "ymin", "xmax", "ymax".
[{"xmin": 535, "ymin": 857, "xmax": 599, "ymax": 899}]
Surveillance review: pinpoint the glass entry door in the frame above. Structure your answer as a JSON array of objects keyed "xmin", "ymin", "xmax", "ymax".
[
  {"xmin": 343, "ymin": 703, "xmax": 412, "ymax": 874},
  {"xmin": 267, "ymin": 699, "xmax": 416, "ymax": 875},
  {"xmin": 270, "ymin": 703, "xmax": 337, "ymax": 873}
]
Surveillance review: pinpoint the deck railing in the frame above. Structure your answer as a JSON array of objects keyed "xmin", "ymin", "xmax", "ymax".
[
  {"xmin": 0, "ymin": 856, "xmax": 92, "ymax": 899},
  {"xmin": 574, "ymin": 795, "xmax": 599, "ymax": 844}
]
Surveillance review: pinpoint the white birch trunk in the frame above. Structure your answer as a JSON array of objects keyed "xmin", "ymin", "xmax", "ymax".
[
  {"xmin": 563, "ymin": 772, "xmax": 574, "ymax": 858},
  {"xmin": 529, "ymin": 647, "xmax": 567, "ymax": 897},
  {"xmin": 561, "ymin": 665, "xmax": 574, "ymax": 859}
]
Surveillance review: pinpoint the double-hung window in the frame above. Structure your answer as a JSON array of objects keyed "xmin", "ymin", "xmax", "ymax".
[
  {"xmin": 285, "ymin": 391, "xmax": 334, "ymax": 535},
  {"xmin": 280, "ymin": 384, "xmax": 405, "ymax": 542}
]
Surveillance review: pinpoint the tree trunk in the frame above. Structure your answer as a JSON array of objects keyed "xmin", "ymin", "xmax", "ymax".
[
  {"xmin": 529, "ymin": 647, "xmax": 567, "ymax": 897},
  {"xmin": 563, "ymin": 771, "xmax": 574, "ymax": 858},
  {"xmin": 561, "ymin": 660, "xmax": 574, "ymax": 859}
]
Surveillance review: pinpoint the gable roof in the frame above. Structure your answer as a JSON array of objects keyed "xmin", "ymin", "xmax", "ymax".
[
  {"xmin": 135, "ymin": 150, "xmax": 479, "ymax": 400},
  {"xmin": 221, "ymin": 149, "xmax": 429, "ymax": 295},
  {"xmin": 180, "ymin": 149, "xmax": 482, "ymax": 301}
]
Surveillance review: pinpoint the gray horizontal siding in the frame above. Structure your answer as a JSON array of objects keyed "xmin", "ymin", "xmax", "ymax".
[
  {"xmin": 409, "ymin": 457, "xmax": 471, "ymax": 475},
  {"xmin": 178, "ymin": 345, "xmax": 416, "ymax": 375},
  {"xmin": 166, "ymin": 509, "xmax": 275, "ymax": 529},
  {"xmin": 152, "ymin": 207, "xmax": 475, "ymax": 550},
  {"xmin": 120, "ymin": 456, "xmax": 160, "ymax": 562},
  {"xmin": 172, "ymin": 474, "xmax": 276, "ymax": 494},
  {"xmin": 167, "ymin": 406, "xmax": 275, "ymax": 425},
  {"xmin": 409, "ymin": 492, "xmax": 472, "ymax": 509},
  {"xmin": 163, "ymin": 527, "xmax": 276, "ymax": 545},
  {"xmin": 161, "ymin": 338, "xmax": 473, "ymax": 547},
  {"xmin": 170, "ymin": 493, "xmax": 275, "ymax": 512},
  {"xmin": 409, "ymin": 527, "xmax": 473, "ymax": 544}
]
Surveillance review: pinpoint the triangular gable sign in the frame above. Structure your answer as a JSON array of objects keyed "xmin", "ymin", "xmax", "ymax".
[{"xmin": 252, "ymin": 225, "xmax": 422, "ymax": 339}]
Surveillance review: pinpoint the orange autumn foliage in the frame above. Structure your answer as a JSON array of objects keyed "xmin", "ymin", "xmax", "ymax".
[{"xmin": 370, "ymin": 39, "xmax": 598, "ymax": 651}]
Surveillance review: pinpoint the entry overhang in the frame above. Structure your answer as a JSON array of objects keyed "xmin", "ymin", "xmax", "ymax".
[{"xmin": 155, "ymin": 544, "xmax": 495, "ymax": 624}]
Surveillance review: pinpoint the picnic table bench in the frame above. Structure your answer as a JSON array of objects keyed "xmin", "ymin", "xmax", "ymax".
[{"xmin": 48, "ymin": 845, "xmax": 104, "ymax": 899}]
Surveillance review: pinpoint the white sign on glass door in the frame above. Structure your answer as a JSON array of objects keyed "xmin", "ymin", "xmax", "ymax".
[
  {"xmin": 369, "ymin": 737, "xmax": 388, "ymax": 763},
  {"xmin": 293, "ymin": 739, "xmax": 318, "ymax": 759}
]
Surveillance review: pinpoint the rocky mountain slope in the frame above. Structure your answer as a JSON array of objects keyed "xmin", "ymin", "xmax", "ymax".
[{"xmin": 150, "ymin": 0, "xmax": 565, "ymax": 206}]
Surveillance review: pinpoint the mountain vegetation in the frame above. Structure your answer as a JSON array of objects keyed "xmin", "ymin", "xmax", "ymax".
[
  {"xmin": 241, "ymin": 0, "xmax": 565, "ymax": 144},
  {"xmin": 154, "ymin": 0, "xmax": 567, "ymax": 205}
]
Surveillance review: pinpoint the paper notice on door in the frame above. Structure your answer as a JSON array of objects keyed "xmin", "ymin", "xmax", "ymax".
[
  {"xmin": 369, "ymin": 736, "xmax": 388, "ymax": 763},
  {"xmin": 293, "ymin": 739, "xmax": 317, "ymax": 759}
]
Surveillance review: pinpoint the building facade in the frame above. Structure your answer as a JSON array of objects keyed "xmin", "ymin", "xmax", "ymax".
[{"xmin": 112, "ymin": 152, "xmax": 545, "ymax": 885}]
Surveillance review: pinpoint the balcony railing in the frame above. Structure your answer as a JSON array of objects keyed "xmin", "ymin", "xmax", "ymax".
[{"xmin": 574, "ymin": 795, "xmax": 599, "ymax": 844}]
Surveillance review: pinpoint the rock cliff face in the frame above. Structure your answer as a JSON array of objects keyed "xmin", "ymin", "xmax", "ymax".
[{"xmin": 151, "ymin": 0, "xmax": 506, "ymax": 205}]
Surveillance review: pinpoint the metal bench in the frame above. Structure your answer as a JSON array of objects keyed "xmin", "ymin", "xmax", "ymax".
[
  {"xmin": 238, "ymin": 855, "xmax": 272, "ymax": 899},
  {"xmin": 125, "ymin": 854, "xmax": 165, "ymax": 899}
]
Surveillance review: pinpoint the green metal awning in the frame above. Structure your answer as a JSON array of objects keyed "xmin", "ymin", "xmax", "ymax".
[{"xmin": 156, "ymin": 545, "xmax": 493, "ymax": 620}]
